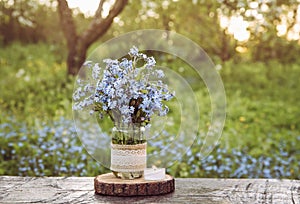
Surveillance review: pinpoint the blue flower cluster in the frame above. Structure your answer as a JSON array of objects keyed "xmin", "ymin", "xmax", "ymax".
[
  {"xmin": 1, "ymin": 118, "xmax": 299, "ymax": 178},
  {"xmin": 73, "ymin": 46, "xmax": 174, "ymax": 125}
]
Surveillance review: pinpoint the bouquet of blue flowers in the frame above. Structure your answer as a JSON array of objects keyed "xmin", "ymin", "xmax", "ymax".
[{"xmin": 73, "ymin": 46, "xmax": 174, "ymax": 128}]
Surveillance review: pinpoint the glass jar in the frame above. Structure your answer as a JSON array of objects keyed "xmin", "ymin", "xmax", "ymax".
[{"xmin": 110, "ymin": 123, "xmax": 147, "ymax": 179}]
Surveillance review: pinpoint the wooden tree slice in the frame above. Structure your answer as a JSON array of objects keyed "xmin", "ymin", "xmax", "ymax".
[{"xmin": 94, "ymin": 173, "xmax": 175, "ymax": 196}]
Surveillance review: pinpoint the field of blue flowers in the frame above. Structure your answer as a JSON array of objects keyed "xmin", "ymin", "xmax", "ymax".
[{"xmin": 0, "ymin": 43, "xmax": 299, "ymax": 178}]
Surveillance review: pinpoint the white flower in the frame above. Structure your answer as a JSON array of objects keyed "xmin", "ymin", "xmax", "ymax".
[
  {"xmin": 92, "ymin": 63, "xmax": 101, "ymax": 80},
  {"xmin": 108, "ymin": 100, "xmax": 117, "ymax": 109},
  {"xmin": 128, "ymin": 46, "xmax": 139, "ymax": 57},
  {"xmin": 156, "ymin": 70, "xmax": 164, "ymax": 78},
  {"xmin": 146, "ymin": 57, "xmax": 156, "ymax": 68}
]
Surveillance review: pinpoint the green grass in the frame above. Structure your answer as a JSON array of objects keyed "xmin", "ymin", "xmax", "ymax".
[
  {"xmin": 0, "ymin": 43, "xmax": 73, "ymax": 123},
  {"xmin": 0, "ymin": 43, "xmax": 299, "ymax": 178},
  {"xmin": 221, "ymin": 61, "xmax": 300, "ymax": 154}
]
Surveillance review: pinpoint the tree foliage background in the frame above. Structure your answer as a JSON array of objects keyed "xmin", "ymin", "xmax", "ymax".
[{"xmin": 1, "ymin": 0, "xmax": 300, "ymax": 64}]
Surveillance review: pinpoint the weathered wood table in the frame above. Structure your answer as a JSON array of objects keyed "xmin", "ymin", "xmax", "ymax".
[{"xmin": 0, "ymin": 176, "xmax": 299, "ymax": 203}]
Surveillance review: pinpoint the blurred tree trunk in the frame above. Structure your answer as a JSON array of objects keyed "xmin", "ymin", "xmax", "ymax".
[{"xmin": 57, "ymin": 0, "xmax": 128, "ymax": 75}]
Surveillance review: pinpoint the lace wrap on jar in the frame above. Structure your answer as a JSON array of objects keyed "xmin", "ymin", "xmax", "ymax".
[{"xmin": 110, "ymin": 142, "xmax": 147, "ymax": 172}]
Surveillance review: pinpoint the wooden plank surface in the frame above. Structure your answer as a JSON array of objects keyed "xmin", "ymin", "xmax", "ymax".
[{"xmin": 0, "ymin": 176, "xmax": 299, "ymax": 203}]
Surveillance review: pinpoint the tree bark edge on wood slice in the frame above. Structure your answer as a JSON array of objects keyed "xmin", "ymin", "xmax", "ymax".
[{"xmin": 94, "ymin": 173, "xmax": 175, "ymax": 196}]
